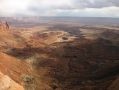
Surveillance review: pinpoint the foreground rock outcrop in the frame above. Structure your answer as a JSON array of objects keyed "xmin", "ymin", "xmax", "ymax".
[
  {"xmin": 0, "ymin": 71, "xmax": 24, "ymax": 90},
  {"xmin": 0, "ymin": 52, "xmax": 32, "ymax": 90}
]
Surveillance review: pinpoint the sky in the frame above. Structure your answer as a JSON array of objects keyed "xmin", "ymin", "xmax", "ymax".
[{"xmin": 0, "ymin": 0, "xmax": 119, "ymax": 17}]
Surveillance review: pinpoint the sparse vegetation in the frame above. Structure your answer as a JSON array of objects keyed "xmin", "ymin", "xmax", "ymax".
[{"xmin": 22, "ymin": 75, "xmax": 36, "ymax": 90}]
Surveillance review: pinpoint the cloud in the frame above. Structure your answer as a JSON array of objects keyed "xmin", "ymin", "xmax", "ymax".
[
  {"xmin": 0, "ymin": 0, "xmax": 119, "ymax": 17},
  {"xmin": 0, "ymin": 0, "xmax": 32, "ymax": 16},
  {"xmin": 71, "ymin": 0, "xmax": 119, "ymax": 9},
  {"xmin": 54, "ymin": 6, "xmax": 119, "ymax": 17}
]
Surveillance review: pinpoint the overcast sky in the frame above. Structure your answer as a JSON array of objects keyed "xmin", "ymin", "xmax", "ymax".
[{"xmin": 0, "ymin": 0, "xmax": 119, "ymax": 17}]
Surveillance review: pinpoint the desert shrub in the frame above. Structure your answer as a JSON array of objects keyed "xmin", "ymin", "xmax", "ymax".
[{"xmin": 22, "ymin": 75, "xmax": 36, "ymax": 90}]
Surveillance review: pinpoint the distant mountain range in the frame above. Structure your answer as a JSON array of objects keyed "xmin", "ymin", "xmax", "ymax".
[{"xmin": 1, "ymin": 17, "xmax": 119, "ymax": 27}]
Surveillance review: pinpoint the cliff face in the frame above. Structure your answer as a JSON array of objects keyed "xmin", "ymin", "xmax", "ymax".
[{"xmin": 0, "ymin": 21, "xmax": 24, "ymax": 90}]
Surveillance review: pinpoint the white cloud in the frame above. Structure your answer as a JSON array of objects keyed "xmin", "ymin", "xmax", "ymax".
[
  {"xmin": 0, "ymin": 0, "xmax": 119, "ymax": 17},
  {"xmin": 0, "ymin": 0, "xmax": 31, "ymax": 16},
  {"xmin": 54, "ymin": 6, "xmax": 119, "ymax": 17}
]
